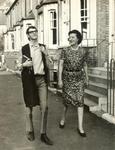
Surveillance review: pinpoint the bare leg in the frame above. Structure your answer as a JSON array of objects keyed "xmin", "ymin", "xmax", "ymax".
[
  {"xmin": 77, "ymin": 106, "xmax": 84, "ymax": 133},
  {"xmin": 25, "ymin": 107, "xmax": 33, "ymax": 132},
  {"xmin": 60, "ymin": 105, "xmax": 68, "ymax": 125}
]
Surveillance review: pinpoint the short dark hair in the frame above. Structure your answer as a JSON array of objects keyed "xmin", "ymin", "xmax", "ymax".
[
  {"xmin": 68, "ymin": 30, "xmax": 83, "ymax": 44},
  {"xmin": 26, "ymin": 26, "xmax": 37, "ymax": 35}
]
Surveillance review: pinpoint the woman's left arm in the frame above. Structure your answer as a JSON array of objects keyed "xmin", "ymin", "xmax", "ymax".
[{"xmin": 83, "ymin": 62, "xmax": 89, "ymax": 86}]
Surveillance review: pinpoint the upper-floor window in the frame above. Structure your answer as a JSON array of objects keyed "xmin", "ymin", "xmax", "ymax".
[
  {"xmin": 80, "ymin": 0, "xmax": 88, "ymax": 39},
  {"xmin": 11, "ymin": 33, "xmax": 15, "ymax": 50},
  {"xmin": 49, "ymin": 9, "xmax": 57, "ymax": 45}
]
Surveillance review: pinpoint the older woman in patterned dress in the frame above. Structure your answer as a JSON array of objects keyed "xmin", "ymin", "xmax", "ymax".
[{"xmin": 58, "ymin": 30, "xmax": 89, "ymax": 137}]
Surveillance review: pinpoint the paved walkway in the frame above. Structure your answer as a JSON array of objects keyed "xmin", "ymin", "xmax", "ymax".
[{"xmin": 0, "ymin": 71, "xmax": 115, "ymax": 150}]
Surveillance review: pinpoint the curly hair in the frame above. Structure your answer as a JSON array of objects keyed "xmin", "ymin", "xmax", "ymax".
[{"xmin": 68, "ymin": 30, "xmax": 83, "ymax": 44}]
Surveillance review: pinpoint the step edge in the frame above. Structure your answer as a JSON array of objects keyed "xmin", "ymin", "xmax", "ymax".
[
  {"xmin": 88, "ymin": 74, "xmax": 107, "ymax": 79},
  {"xmin": 89, "ymin": 81, "xmax": 107, "ymax": 89},
  {"xmin": 85, "ymin": 89, "xmax": 106, "ymax": 97}
]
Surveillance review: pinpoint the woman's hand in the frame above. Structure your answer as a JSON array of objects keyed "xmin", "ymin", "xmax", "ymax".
[
  {"xmin": 85, "ymin": 76, "xmax": 89, "ymax": 87},
  {"xmin": 58, "ymin": 80, "xmax": 63, "ymax": 89}
]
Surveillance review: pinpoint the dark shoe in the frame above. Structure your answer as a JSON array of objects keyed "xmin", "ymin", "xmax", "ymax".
[
  {"xmin": 59, "ymin": 121, "xmax": 65, "ymax": 129},
  {"xmin": 26, "ymin": 131, "xmax": 35, "ymax": 141},
  {"xmin": 77, "ymin": 128, "xmax": 86, "ymax": 137},
  {"xmin": 40, "ymin": 133, "xmax": 53, "ymax": 145}
]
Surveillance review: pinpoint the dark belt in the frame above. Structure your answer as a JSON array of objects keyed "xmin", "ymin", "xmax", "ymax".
[
  {"xmin": 65, "ymin": 69, "xmax": 81, "ymax": 72},
  {"xmin": 34, "ymin": 74, "xmax": 45, "ymax": 77}
]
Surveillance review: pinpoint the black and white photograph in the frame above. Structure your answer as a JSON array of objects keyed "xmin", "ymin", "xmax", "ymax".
[{"xmin": 0, "ymin": 0, "xmax": 115, "ymax": 150}]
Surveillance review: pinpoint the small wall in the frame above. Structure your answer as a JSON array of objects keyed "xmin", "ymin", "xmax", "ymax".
[{"xmin": 4, "ymin": 51, "xmax": 19, "ymax": 70}]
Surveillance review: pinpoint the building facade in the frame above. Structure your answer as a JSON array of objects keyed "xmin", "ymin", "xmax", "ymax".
[
  {"xmin": 3, "ymin": 0, "xmax": 115, "ymax": 113},
  {"xmin": 4, "ymin": 0, "xmax": 36, "ymax": 69},
  {"xmin": 4, "ymin": 0, "xmax": 115, "ymax": 69},
  {"xmin": 0, "ymin": 7, "xmax": 7, "ymax": 66},
  {"xmin": 58, "ymin": 0, "xmax": 115, "ymax": 67}
]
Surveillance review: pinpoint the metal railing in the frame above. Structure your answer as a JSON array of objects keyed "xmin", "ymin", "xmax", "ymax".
[
  {"xmin": 49, "ymin": 59, "xmax": 58, "ymax": 88},
  {"xmin": 107, "ymin": 58, "xmax": 115, "ymax": 116},
  {"xmin": 81, "ymin": 38, "xmax": 109, "ymax": 67}
]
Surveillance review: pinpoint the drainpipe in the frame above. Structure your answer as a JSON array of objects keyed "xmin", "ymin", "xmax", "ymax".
[
  {"xmin": 58, "ymin": 0, "xmax": 60, "ymax": 46},
  {"xmin": 69, "ymin": 0, "xmax": 71, "ymax": 31}
]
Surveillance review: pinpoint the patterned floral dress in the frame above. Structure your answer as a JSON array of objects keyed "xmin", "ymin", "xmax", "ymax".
[{"xmin": 60, "ymin": 46, "xmax": 88, "ymax": 107}]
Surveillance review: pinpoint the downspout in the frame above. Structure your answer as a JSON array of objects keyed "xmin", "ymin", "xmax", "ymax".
[
  {"xmin": 25, "ymin": 0, "xmax": 27, "ymax": 17},
  {"xmin": 43, "ymin": 11, "xmax": 44, "ymax": 44},
  {"xmin": 58, "ymin": 1, "xmax": 60, "ymax": 46},
  {"xmin": 69, "ymin": 0, "xmax": 71, "ymax": 31}
]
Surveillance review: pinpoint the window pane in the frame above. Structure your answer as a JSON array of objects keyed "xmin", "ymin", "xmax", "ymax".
[
  {"xmin": 11, "ymin": 34, "xmax": 14, "ymax": 49},
  {"xmin": 53, "ymin": 29, "xmax": 57, "ymax": 44},
  {"xmin": 50, "ymin": 12, "xmax": 53, "ymax": 19},
  {"xmin": 85, "ymin": 17, "xmax": 87, "ymax": 21},
  {"xmin": 81, "ymin": 0, "xmax": 84, "ymax": 9},
  {"xmin": 85, "ymin": 0, "xmax": 87, "ymax": 8},
  {"xmin": 85, "ymin": 10, "xmax": 87, "ymax": 16},
  {"xmin": 49, "ymin": 10, "xmax": 57, "ymax": 44},
  {"xmin": 50, "ymin": 21, "xmax": 53, "ymax": 28},
  {"xmin": 81, "ymin": 10, "xmax": 84, "ymax": 16},
  {"xmin": 54, "ymin": 19, "xmax": 56, "ymax": 27},
  {"xmin": 54, "ymin": 12, "xmax": 56, "ymax": 19},
  {"xmin": 81, "ymin": 18, "xmax": 84, "ymax": 21},
  {"xmin": 81, "ymin": 22, "xmax": 87, "ymax": 29}
]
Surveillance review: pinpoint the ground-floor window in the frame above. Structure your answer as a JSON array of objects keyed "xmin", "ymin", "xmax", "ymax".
[{"xmin": 11, "ymin": 33, "xmax": 15, "ymax": 50}]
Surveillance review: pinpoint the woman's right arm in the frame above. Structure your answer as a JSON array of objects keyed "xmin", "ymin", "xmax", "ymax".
[{"xmin": 58, "ymin": 59, "xmax": 64, "ymax": 88}]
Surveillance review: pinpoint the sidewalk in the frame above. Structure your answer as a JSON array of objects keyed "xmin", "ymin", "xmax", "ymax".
[
  {"xmin": 6, "ymin": 69, "xmax": 115, "ymax": 125},
  {"xmin": 0, "ymin": 71, "xmax": 115, "ymax": 150}
]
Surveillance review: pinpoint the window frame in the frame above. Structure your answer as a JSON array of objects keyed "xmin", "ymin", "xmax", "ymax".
[
  {"xmin": 49, "ymin": 9, "xmax": 58, "ymax": 46},
  {"xmin": 80, "ymin": 0, "xmax": 89, "ymax": 39}
]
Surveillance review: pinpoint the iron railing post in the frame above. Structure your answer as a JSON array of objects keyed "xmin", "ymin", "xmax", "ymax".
[{"xmin": 107, "ymin": 59, "xmax": 109, "ymax": 113}]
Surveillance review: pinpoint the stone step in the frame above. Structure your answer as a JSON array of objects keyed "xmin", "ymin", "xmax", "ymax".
[
  {"xmin": 88, "ymin": 81, "xmax": 107, "ymax": 95},
  {"xmin": 88, "ymin": 74, "xmax": 107, "ymax": 85},
  {"xmin": 88, "ymin": 67, "xmax": 115, "ymax": 78},
  {"xmin": 88, "ymin": 67, "xmax": 107, "ymax": 76},
  {"xmin": 84, "ymin": 89, "xmax": 107, "ymax": 111},
  {"xmin": 84, "ymin": 89, "xmax": 106, "ymax": 104},
  {"xmin": 84, "ymin": 97, "xmax": 97, "ymax": 107}
]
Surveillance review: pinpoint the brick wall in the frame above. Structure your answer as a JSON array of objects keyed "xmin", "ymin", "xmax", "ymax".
[{"xmin": 96, "ymin": 0, "xmax": 109, "ymax": 66}]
